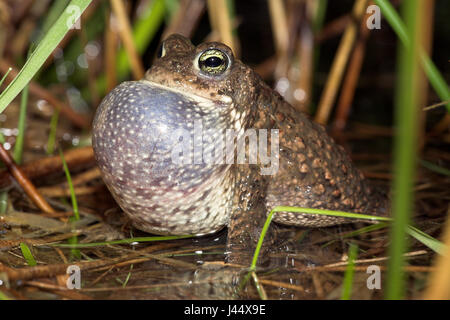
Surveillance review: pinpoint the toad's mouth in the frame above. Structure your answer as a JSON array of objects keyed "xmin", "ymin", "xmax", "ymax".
[{"xmin": 142, "ymin": 79, "xmax": 233, "ymax": 106}]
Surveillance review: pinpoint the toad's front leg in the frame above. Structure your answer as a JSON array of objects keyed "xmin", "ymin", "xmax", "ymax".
[{"xmin": 225, "ymin": 165, "xmax": 275, "ymax": 266}]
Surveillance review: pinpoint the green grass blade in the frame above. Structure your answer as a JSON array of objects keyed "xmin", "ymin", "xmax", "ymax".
[
  {"xmin": 39, "ymin": 0, "xmax": 72, "ymax": 41},
  {"xmin": 244, "ymin": 206, "xmax": 390, "ymax": 290},
  {"xmin": 0, "ymin": 290, "xmax": 10, "ymax": 300},
  {"xmin": 46, "ymin": 109, "xmax": 60, "ymax": 155},
  {"xmin": 0, "ymin": 67, "xmax": 12, "ymax": 150},
  {"xmin": 60, "ymin": 148, "xmax": 81, "ymax": 259},
  {"xmin": 321, "ymin": 223, "xmax": 388, "ymax": 248},
  {"xmin": 13, "ymin": 84, "xmax": 29, "ymax": 165},
  {"xmin": 251, "ymin": 271, "xmax": 268, "ymax": 300},
  {"xmin": 0, "ymin": 62, "xmax": 9, "ymax": 207},
  {"xmin": 20, "ymin": 242, "xmax": 37, "ymax": 266},
  {"xmin": 240, "ymin": 204, "xmax": 442, "ymax": 295},
  {"xmin": 59, "ymin": 149, "xmax": 79, "ymax": 221},
  {"xmin": 419, "ymin": 52, "xmax": 450, "ymax": 112},
  {"xmin": 122, "ymin": 264, "xmax": 133, "ymax": 287},
  {"xmin": 0, "ymin": 192, "xmax": 8, "ymax": 214},
  {"xmin": 250, "ymin": 210, "xmax": 275, "ymax": 271},
  {"xmin": 0, "ymin": 67, "xmax": 12, "ymax": 88},
  {"xmin": 313, "ymin": 0, "xmax": 328, "ymax": 33},
  {"xmin": 249, "ymin": 206, "xmax": 391, "ymax": 272},
  {"xmin": 116, "ymin": 0, "xmax": 165, "ymax": 79},
  {"xmin": 164, "ymin": 0, "xmax": 179, "ymax": 19},
  {"xmin": 406, "ymin": 225, "xmax": 445, "ymax": 254},
  {"xmin": 374, "ymin": 0, "xmax": 450, "ymax": 112},
  {"xmin": 342, "ymin": 222, "xmax": 389, "ymax": 239},
  {"xmin": 341, "ymin": 243, "xmax": 358, "ymax": 300},
  {"xmin": 386, "ymin": 0, "xmax": 422, "ymax": 300},
  {"xmin": 0, "ymin": 0, "xmax": 92, "ymax": 113},
  {"xmin": 50, "ymin": 235, "xmax": 194, "ymax": 248},
  {"xmin": 420, "ymin": 159, "xmax": 450, "ymax": 176},
  {"xmin": 249, "ymin": 207, "xmax": 442, "ymax": 263},
  {"xmin": 13, "ymin": 48, "xmax": 33, "ymax": 164},
  {"xmin": 96, "ymin": 0, "xmax": 165, "ymax": 94},
  {"xmin": 271, "ymin": 206, "xmax": 392, "ymax": 222},
  {"xmin": 374, "ymin": 0, "xmax": 409, "ymax": 46},
  {"xmin": 67, "ymin": 234, "xmax": 81, "ymax": 260},
  {"xmin": 0, "ymin": 67, "xmax": 11, "ymax": 151},
  {"xmin": 248, "ymin": 206, "xmax": 392, "ymax": 273}
]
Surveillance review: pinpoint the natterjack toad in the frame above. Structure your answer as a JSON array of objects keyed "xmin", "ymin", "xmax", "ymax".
[{"xmin": 92, "ymin": 34, "xmax": 388, "ymax": 262}]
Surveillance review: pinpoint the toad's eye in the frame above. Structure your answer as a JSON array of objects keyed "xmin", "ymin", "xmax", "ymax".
[
  {"xmin": 157, "ymin": 42, "xmax": 166, "ymax": 58},
  {"xmin": 198, "ymin": 49, "xmax": 229, "ymax": 76}
]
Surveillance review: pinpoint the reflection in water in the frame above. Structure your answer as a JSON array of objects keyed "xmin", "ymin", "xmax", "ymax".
[{"xmin": 76, "ymin": 225, "xmax": 372, "ymax": 300}]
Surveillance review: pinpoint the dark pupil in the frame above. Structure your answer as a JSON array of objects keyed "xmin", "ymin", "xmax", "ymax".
[{"xmin": 205, "ymin": 56, "xmax": 223, "ymax": 68}]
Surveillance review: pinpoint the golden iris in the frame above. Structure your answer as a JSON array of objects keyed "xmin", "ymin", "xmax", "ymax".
[{"xmin": 198, "ymin": 49, "xmax": 229, "ymax": 76}]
